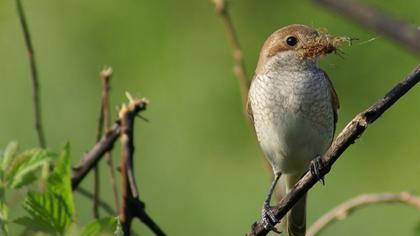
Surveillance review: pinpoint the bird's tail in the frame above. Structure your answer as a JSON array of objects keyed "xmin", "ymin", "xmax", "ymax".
[{"xmin": 284, "ymin": 173, "xmax": 307, "ymax": 236}]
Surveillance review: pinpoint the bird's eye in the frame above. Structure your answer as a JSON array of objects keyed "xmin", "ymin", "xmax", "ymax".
[{"xmin": 286, "ymin": 36, "xmax": 298, "ymax": 46}]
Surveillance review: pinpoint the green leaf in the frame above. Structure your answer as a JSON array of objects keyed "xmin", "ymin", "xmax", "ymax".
[
  {"xmin": 47, "ymin": 143, "xmax": 74, "ymax": 216},
  {"xmin": 8, "ymin": 150, "xmax": 54, "ymax": 188},
  {"xmin": 0, "ymin": 202, "xmax": 8, "ymax": 236},
  {"xmin": 15, "ymin": 144, "xmax": 75, "ymax": 235},
  {"xmin": 80, "ymin": 217, "xmax": 119, "ymax": 236},
  {"xmin": 14, "ymin": 191, "xmax": 72, "ymax": 235},
  {"xmin": 1, "ymin": 142, "xmax": 18, "ymax": 170}
]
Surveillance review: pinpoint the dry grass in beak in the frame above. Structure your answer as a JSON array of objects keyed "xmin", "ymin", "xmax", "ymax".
[{"xmin": 301, "ymin": 30, "xmax": 352, "ymax": 59}]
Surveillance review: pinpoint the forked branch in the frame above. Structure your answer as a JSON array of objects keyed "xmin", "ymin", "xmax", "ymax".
[
  {"xmin": 118, "ymin": 95, "xmax": 165, "ymax": 236},
  {"xmin": 247, "ymin": 65, "xmax": 420, "ymax": 236}
]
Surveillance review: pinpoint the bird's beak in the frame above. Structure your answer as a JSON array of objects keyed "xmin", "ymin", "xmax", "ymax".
[{"xmin": 300, "ymin": 32, "xmax": 351, "ymax": 59}]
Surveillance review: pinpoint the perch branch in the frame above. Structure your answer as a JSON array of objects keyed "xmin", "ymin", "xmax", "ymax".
[
  {"xmin": 15, "ymin": 0, "xmax": 46, "ymax": 148},
  {"xmin": 247, "ymin": 65, "xmax": 420, "ymax": 236},
  {"xmin": 306, "ymin": 192, "xmax": 420, "ymax": 236},
  {"xmin": 313, "ymin": 0, "xmax": 420, "ymax": 55},
  {"xmin": 212, "ymin": 0, "xmax": 250, "ymax": 111},
  {"xmin": 118, "ymin": 95, "xmax": 165, "ymax": 236}
]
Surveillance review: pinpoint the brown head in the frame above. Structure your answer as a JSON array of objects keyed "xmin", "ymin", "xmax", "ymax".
[{"xmin": 256, "ymin": 24, "xmax": 349, "ymax": 73}]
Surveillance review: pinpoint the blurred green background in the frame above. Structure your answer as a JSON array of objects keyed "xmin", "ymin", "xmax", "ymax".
[{"xmin": 1, "ymin": 0, "xmax": 419, "ymax": 235}]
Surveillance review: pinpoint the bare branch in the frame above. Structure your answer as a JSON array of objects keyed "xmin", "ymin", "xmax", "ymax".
[
  {"xmin": 313, "ymin": 0, "xmax": 420, "ymax": 55},
  {"xmin": 118, "ymin": 95, "xmax": 165, "ymax": 236},
  {"xmin": 212, "ymin": 0, "xmax": 250, "ymax": 111},
  {"xmin": 15, "ymin": 0, "xmax": 46, "ymax": 148},
  {"xmin": 307, "ymin": 192, "xmax": 420, "ymax": 236},
  {"xmin": 247, "ymin": 65, "xmax": 420, "ymax": 236}
]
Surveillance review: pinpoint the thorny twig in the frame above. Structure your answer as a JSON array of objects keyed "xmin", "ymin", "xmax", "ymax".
[
  {"xmin": 306, "ymin": 192, "xmax": 420, "ymax": 236},
  {"xmin": 15, "ymin": 0, "xmax": 46, "ymax": 148},
  {"xmin": 118, "ymin": 95, "xmax": 165, "ymax": 236},
  {"xmin": 247, "ymin": 65, "xmax": 420, "ymax": 236}
]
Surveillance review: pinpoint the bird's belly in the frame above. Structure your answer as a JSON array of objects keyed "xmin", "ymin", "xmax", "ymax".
[
  {"xmin": 250, "ymin": 73, "xmax": 334, "ymax": 174},
  {"xmin": 257, "ymin": 112, "xmax": 331, "ymax": 174}
]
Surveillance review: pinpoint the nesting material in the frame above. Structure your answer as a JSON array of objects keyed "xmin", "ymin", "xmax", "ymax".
[{"xmin": 301, "ymin": 30, "xmax": 352, "ymax": 59}]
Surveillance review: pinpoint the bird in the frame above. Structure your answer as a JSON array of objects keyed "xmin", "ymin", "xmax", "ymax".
[{"xmin": 247, "ymin": 24, "xmax": 343, "ymax": 235}]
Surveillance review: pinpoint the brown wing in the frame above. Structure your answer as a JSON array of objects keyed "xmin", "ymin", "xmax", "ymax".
[{"xmin": 321, "ymin": 70, "xmax": 339, "ymax": 134}]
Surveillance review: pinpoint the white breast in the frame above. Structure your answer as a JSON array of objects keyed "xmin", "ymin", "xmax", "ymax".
[{"xmin": 249, "ymin": 70, "xmax": 334, "ymax": 174}]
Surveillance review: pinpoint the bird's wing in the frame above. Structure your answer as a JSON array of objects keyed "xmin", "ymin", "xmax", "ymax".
[
  {"xmin": 321, "ymin": 69, "xmax": 340, "ymax": 134},
  {"xmin": 246, "ymin": 75, "xmax": 255, "ymax": 125}
]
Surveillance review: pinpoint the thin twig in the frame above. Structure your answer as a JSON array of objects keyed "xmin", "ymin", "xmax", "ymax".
[
  {"xmin": 212, "ymin": 0, "xmax": 250, "ymax": 111},
  {"xmin": 247, "ymin": 65, "xmax": 420, "ymax": 236},
  {"xmin": 313, "ymin": 0, "xmax": 420, "ymax": 55},
  {"xmin": 100, "ymin": 67, "xmax": 120, "ymax": 212},
  {"xmin": 76, "ymin": 186, "xmax": 116, "ymax": 216},
  {"xmin": 15, "ymin": 0, "xmax": 46, "ymax": 148},
  {"xmin": 212, "ymin": 0, "xmax": 276, "ymax": 197},
  {"xmin": 307, "ymin": 192, "xmax": 420, "ymax": 236},
  {"xmin": 93, "ymin": 164, "xmax": 100, "ymax": 218},
  {"xmin": 92, "ymin": 69, "xmax": 108, "ymax": 219},
  {"xmin": 118, "ymin": 95, "xmax": 165, "ymax": 236}
]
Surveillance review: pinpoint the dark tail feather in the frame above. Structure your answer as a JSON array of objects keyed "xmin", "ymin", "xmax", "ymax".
[
  {"xmin": 286, "ymin": 193, "xmax": 307, "ymax": 236},
  {"xmin": 285, "ymin": 174, "xmax": 307, "ymax": 236}
]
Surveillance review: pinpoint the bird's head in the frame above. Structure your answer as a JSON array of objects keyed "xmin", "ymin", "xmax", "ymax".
[{"xmin": 256, "ymin": 24, "xmax": 350, "ymax": 73}]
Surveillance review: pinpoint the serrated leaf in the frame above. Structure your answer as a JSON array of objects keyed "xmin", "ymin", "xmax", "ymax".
[
  {"xmin": 15, "ymin": 144, "xmax": 75, "ymax": 235},
  {"xmin": 80, "ymin": 217, "xmax": 118, "ymax": 236},
  {"xmin": 4, "ymin": 149, "xmax": 54, "ymax": 188},
  {"xmin": 15, "ymin": 191, "xmax": 72, "ymax": 235},
  {"xmin": 9, "ymin": 150, "xmax": 54, "ymax": 188},
  {"xmin": 47, "ymin": 143, "xmax": 74, "ymax": 216},
  {"xmin": 1, "ymin": 142, "xmax": 18, "ymax": 170}
]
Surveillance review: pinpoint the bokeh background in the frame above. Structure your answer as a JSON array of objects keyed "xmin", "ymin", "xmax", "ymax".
[{"xmin": 1, "ymin": 0, "xmax": 419, "ymax": 235}]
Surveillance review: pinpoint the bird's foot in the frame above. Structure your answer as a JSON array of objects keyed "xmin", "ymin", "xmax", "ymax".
[
  {"xmin": 310, "ymin": 155, "xmax": 325, "ymax": 185},
  {"xmin": 261, "ymin": 202, "xmax": 281, "ymax": 234}
]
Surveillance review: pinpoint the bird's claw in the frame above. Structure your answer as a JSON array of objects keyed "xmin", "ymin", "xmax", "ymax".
[
  {"xmin": 310, "ymin": 155, "xmax": 325, "ymax": 185},
  {"xmin": 261, "ymin": 203, "xmax": 281, "ymax": 234}
]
